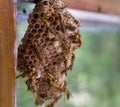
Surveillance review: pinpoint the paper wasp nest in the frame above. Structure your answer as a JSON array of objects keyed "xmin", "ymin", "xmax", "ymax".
[{"xmin": 17, "ymin": 0, "xmax": 82, "ymax": 107}]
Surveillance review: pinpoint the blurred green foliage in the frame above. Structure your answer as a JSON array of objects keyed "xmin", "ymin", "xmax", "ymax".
[{"xmin": 16, "ymin": 3, "xmax": 120, "ymax": 107}]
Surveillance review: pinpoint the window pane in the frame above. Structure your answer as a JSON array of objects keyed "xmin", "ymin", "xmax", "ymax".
[{"xmin": 16, "ymin": 3, "xmax": 120, "ymax": 107}]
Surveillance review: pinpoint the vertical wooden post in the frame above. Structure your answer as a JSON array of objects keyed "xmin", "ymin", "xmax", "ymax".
[{"xmin": 0, "ymin": 0, "xmax": 16, "ymax": 107}]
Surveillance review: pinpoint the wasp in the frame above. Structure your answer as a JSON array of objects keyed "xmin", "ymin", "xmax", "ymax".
[
  {"xmin": 50, "ymin": 81, "xmax": 72, "ymax": 100},
  {"xmin": 46, "ymin": 71, "xmax": 57, "ymax": 83},
  {"xmin": 48, "ymin": 26, "xmax": 58, "ymax": 36},
  {"xmin": 58, "ymin": 13, "xmax": 66, "ymax": 33},
  {"xmin": 32, "ymin": 44, "xmax": 42, "ymax": 59},
  {"xmin": 50, "ymin": 0, "xmax": 55, "ymax": 5},
  {"xmin": 69, "ymin": 53, "xmax": 75, "ymax": 70}
]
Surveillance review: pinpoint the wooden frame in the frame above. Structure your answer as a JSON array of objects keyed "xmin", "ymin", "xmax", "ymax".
[
  {"xmin": 0, "ymin": 1, "xmax": 16, "ymax": 107},
  {"xmin": 62, "ymin": 0, "xmax": 120, "ymax": 16}
]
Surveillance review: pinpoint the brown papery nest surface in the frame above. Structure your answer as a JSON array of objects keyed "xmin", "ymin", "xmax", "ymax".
[{"xmin": 17, "ymin": 0, "xmax": 82, "ymax": 107}]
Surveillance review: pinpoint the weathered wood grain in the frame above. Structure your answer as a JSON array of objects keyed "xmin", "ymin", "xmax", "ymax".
[{"xmin": 0, "ymin": 1, "xmax": 16, "ymax": 107}]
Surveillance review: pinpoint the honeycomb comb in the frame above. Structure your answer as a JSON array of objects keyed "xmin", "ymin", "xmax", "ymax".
[{"xmin": 17, "ymin": 0, "xmax": 82, "ymax": 107}]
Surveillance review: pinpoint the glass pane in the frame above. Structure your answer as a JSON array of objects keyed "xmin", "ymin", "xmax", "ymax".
[{"xmin": 16, "ymin": 3, "xmax": 120, "ymax": 107}]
